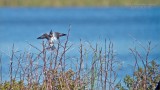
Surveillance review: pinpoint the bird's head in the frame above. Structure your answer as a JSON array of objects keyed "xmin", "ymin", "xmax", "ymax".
[{"xmin": 49, "ymin": 30, "xmax": 53, "ymax": 37}]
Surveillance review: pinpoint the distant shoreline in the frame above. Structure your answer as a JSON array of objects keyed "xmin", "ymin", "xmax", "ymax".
[{"xmin": 0, "ymin": 0, "xmax": 160, "ymax": 7}]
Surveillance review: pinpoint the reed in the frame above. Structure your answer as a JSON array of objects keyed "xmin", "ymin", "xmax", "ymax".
[{"xmin": 0, "ymin": 27, "xmax": 159, "ymax": 90}]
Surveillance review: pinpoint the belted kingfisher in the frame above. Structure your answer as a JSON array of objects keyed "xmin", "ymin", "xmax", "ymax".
[{"xmin": 37, "ymin": 30, "xmax": 66, "ymax": 50}]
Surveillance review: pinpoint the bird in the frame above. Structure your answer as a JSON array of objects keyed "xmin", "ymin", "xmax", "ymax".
[{"xmin": 37, "ymin": 30, "xmax": 66, "ymax": 50}]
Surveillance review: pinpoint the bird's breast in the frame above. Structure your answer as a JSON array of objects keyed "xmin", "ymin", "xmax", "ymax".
[{"xmin": 51, "ymin": 37, "xmax": 58, "ymax": 42}]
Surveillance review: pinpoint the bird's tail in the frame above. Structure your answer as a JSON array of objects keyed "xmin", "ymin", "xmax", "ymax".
[
  {"xmin": 51, "ymin": 45, "xmax": 56, "ymax": 50},
  {"xmin": 46, "ymin": 44, "xmax": 57, "ymax": 51}
]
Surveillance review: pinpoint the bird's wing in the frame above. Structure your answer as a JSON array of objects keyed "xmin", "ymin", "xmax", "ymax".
[
  {"xmin": 37, "ymin": 33, "xmax": 50, "ymax": 40},
  {"xmin": 53, "ymin": 32, "xmax": 59, "ymax": 39},
  {"xmin": 54, "ymin": 32, "xmax": 66, "ymax": 39}
]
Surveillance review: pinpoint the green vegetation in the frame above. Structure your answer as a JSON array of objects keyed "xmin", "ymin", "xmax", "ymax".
[
  {"xmin": 0, "ymin": 28, "xmax": 159, "ymax": 90},
  {"xmin": 0, "ymin": 0, "xmax": 160, "ymax": 6},
  {"xmin": 117, "ymin": 60, "xmax": 160, "ymax": 90},
  {"xmin": 117, "ymin": 42, "xmax": 160, "ymax": 90}
]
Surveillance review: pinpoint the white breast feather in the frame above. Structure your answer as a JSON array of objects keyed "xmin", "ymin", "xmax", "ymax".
[
  {"xmin": 49, "ymin": 36, "xmax": 58, "ymax": 44},
  {"xmin": 53, "ymin": 37, "xmax": 58, "ymax": 41},
  {"xmin": 52, "ymin": 33, "xmax": 58, "ymax": 41}
]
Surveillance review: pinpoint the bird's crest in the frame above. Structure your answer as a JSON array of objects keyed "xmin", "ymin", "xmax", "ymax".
[{"xmin": 49, "ymin": 30, "xmax": 53, "ymax": 35}]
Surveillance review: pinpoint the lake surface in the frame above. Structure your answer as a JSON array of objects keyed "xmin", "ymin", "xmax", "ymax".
[{"xmin": 0, "ymin": 7, "xmax": 160, "ymax": 81}]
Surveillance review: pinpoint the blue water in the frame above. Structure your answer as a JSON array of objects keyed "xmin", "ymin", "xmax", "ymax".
[{"xmin": 0, "ymin": 7, "xmax": 160, "ymax": 82}]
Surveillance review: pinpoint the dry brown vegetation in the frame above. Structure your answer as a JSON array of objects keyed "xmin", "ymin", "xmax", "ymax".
[{"xmin": 0, "ymin": 27, "xmax": 159, "ymax": 90}]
